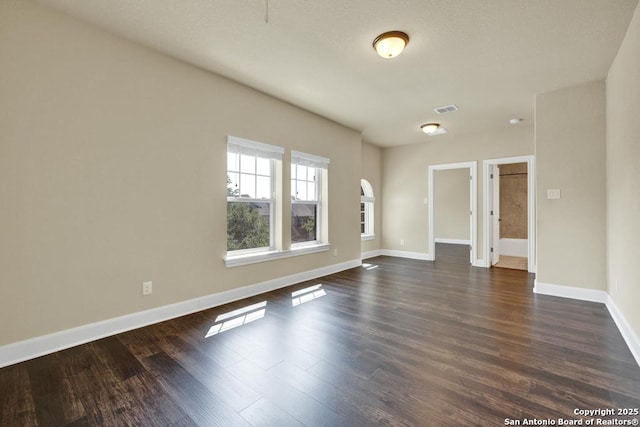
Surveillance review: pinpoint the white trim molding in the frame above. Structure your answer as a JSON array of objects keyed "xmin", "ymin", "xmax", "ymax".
[
  {"xmin": 434, "ymin": 238, "xmax": 471, "ymax": 245},
  {"xmin": 227, "ymin": 135, "xmax": 284, "ymax": 159},
  {"xmin": 499, "ymin": 238, "xmax": 528, "ymax": 257},
  {"xmin": 533, "ymin": 280, "xmax": 608, "ymax": 303},
  {"xmin": 381, "ymin": 249, "xmax": 433, "ymax": 261},
  {"xmin": 534, "ymin": 280, "xmax": 640, "ymax": 367},
  {"xmin": 428, "ymin": 161, "xmax": 478, "ymax": 266},
  {"xmin": 482, "ymin": 155, "xmax": 535, "ymax": 273},
  {"xmin": 361, "ymin": 249, "xmax": 382, "ymax": 259},
  {"xmin": 0, "ymin": 258, "xmax": 361, "ymax": 368},
  {"xmin": 606, "ymin": 297, "xmax": 640, "ymax": 367},
  {"xmin": 225, "ymin": 244, "xmax": 330, "ymax": 267}
]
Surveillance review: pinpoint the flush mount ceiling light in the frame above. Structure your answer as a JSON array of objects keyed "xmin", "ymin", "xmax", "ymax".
[
  {"xmin": 373, "ymin": 31, "xmax": 409, "ymax": 58},
  {"xmin": 420, "ymin": 123, "xmax": 440, "ymax": 134},
  {"xmin": 509, "ymin": 118, "xmax": 524, "ymax": 125}
]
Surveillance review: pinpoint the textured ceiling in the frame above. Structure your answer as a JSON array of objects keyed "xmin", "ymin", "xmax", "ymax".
[{"xmin": 35, "ymin": 0, "xmax": 638, "ymax": 147}]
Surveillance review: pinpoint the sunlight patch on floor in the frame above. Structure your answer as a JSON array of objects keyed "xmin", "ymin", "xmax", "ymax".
[
  {"xmin": 205, "ymin": 301, "xmax": 267, "ymax": 337},
  {"xmin": 292, "ymin": 284, "xmax": 326, "ymax": 306}
]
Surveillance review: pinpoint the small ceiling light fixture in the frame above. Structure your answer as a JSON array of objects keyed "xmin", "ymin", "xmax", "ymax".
[
  {"xmin": 373, "ymin": 31, "xmax": 409, "ymax": 58},
  {"xmin": 509, "ymin": 118, "xmax": 524, "ymax": 125},
  {"xmin": 421, "ymin": 123, "xmax": 441, "ymax": 134}
]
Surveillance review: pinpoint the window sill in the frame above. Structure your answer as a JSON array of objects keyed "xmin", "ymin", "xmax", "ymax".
[
  {"xmin": 225, "ymin": 244, "xmax": 330, "ymax": 268},
  {"xmin": 361, "ymin": 234, "xmax": 375, "ymax": 241}
]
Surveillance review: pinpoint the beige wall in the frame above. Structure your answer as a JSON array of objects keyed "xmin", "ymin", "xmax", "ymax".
[
  {"xmin": 434, "ymin": 168, "xmax": 470, "ymax": 241},
  {"xmin": 360, "ymin": 141, "xmax": 382, "ymax": 254},
  {"xmin": 535, "ymin": 81, "xmax": 606, "ymax": 290},
  {"xmin": 606, "ymin": 4, "xmax": 640, "ymax": 342},
  {"xmin": 0, "ymin": 1, "xmax": 361, "ymax": 346},
  {"xmin": 382, "ymin": 125, "xmax": 534, "ymax": 259}
]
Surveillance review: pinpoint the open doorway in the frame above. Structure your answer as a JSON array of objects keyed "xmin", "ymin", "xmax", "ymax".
[
  {"xmin": 483, "ymin": 156, "xmax": 535, "ymax": 273},
  {"xmin": 428, "ymin": 161, "xmax": 477, "ymax": 264}
]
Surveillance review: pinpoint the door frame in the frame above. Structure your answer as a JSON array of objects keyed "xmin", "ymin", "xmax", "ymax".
[
  {"xmin": 491, "ymin": 165, "xmax": 500, "ymax": 265},
  {"xmin": 482, "ymin": 155, "xmax": 536, "ymax": 273},
  {"xmin": 428, "ymin": 161, "xmax": 478, "ymax": 264}
]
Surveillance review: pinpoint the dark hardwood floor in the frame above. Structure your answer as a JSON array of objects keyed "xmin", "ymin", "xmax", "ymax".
[{"xmin": 2, "ymin": 244, "xmax": 639, "ymax": 426}]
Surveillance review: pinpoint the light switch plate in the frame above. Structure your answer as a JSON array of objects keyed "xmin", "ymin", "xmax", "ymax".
[{"xmin": 547, "ymin": 189, "xmax": 561, "ymax": 199}]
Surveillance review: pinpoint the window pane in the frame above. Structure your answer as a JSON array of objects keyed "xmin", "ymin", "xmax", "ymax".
[
  {"xmin": 240, "ymin": 173, "xmax": 255, "ymax": 198},
  {"xmin": 297, "ymin": 182, "xmax": 307, "ymax": 200},
  {"xmin": 291, "ymin": 164, "xmax": 296, "ymax": 180},
  {"xmin": 228, "ymin": 153, "xmax": 239, "ymax": 172},
  {"xmin": 240, "ymin": 155, "xmax": 255, "ymax": 174},
  {"xmin": 227, "ymin": 202, "xmax": 271, "ymax": 251},
  {"xmin": 297, "ymin": 164, "xmax": 307, "ymax": 181},
  {"xmin": 227, "ymin": 173, "xmax": 239, "ymax": 196},
  {"xmin": 307, "ymin": 182, "xmax": 317, "ymax": 201},
  {"xmin": 256, "ymin": 157, "xmax": 270, "ymax": 176},
  {"xmin": 256, "ymin": 175, "xmax": 271, "ymax": 199},
  {"xmin": 291, "ymin": 203, "xmax": 317, "ymax": 243}
]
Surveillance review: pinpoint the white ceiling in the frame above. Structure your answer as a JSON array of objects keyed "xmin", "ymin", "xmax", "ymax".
[{"xmin": 35, "ymin": 0, "xmax": 638, "ymax": 147}]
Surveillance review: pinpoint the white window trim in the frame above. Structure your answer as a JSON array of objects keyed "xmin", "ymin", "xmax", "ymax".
[
  {"xmin": 291, "ymin": 150, "xmax": 330, "ymax": 168},
  {"xmin": 360, "ymin": 179, "xmax": 375, "ymax": 239},
  {"xmin": 227, "ymin": 136, "xmax": 284, "ymax": 159},
  {"xmin": 225, "ymin": 244, "xmax": 330, "ymax": 268},
  {"xmin": 291, "ymin": 151, "xmax": 329, "ymax": 248},
  {"xmin": 226, "ymin": 136, "xmax": 282, "ymax": 255}
]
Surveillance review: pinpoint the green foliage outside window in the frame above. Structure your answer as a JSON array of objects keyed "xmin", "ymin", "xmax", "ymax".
[
  {"xmin": 226, "ymin": 202, "xmax": 270, "ymax": 251},
  {"xmin": 226, "ymin": 176, "xmax": 270, "ymax": 251}
]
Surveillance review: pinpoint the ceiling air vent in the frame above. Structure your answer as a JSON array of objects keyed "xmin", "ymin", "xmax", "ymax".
[{"xmin": 434, "ymin": 104, "xmax": 459, "ymax": 114}]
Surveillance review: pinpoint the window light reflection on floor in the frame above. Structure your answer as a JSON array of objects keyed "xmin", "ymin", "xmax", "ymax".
[
  {"xmin": 362, "ymin": 263, "xmax": 379, "ymax": 270},
  {"xmin": 205, "ymin": 301, "xmax": 267, "ymax": 338},
  {"xmin": 291, "ymin": 284, "xmax": 327, "ymax": 307}
]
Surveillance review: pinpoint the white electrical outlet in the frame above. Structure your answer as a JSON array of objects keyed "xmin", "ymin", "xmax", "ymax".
[
  {"xmin": 400, "ymin": 239, "xmax": 405, "ymax": 246},
  {"xmin": 333, "ymin": 248, "xmax": 338, "ymax": 256},
  {"xmin": 142, "ymin": 281, "xmax": 153, "ymax": 296},
  {"xmin": 547, "ymin": 189, "xmax": 561, "ymax": 199}
]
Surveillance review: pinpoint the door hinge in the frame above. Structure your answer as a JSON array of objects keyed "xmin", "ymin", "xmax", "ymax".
[
  {"xmin": 490, "ymin": 210, "xmax": 493, "ymax": 215},
  {"xmin": 490, "ymin": 247, "xmax": 494, "ymax": 253},
  {"xmin": 490, "ymin": 173, "xmax": 494, "ymax": 179}
]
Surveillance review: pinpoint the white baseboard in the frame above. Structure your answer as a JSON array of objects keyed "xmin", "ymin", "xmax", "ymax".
[
  {"xmin": 361, "ymin": 249, "xmax": 382, "ymax": 260},
  {"xmin": 381, "ymin": 249, "xmax": 433, "ymax": 261},
  {"xmin": 533, "ymin": 280, "xmax": 608, "ymax": 303},
  {"xmin": 500, "ymin": 238, "xmax": 528, "ymax": 257},
  {"xmin": 606, "ymin": 296, "xmax": 640, "ymax": 367},
  {"xmin": 473, "ymin": 259, "xmax": 488, "ymax": 268},
  {"xmin": 534, "ymin": 280, "xmax": 639, "ymax": 367},
  {"xmin": 434, "ymin": 238, "xmax": 471, "ymax": 245},
  {"xmin": 0, "ymin": 258, "xmax": 361, "ymax": 368}
]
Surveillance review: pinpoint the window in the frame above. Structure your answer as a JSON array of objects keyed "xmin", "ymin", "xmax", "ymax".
[
  {"xmin": 361, "ymin": 179, "xmax": 375, "ymax": 239},
  {"xmin": 227, "ymin": 136, "xmax": 283, "ymax": 254},
  {"xmin": 291, "ymin": 151, "xmax": 329, "ymax": 247}
]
